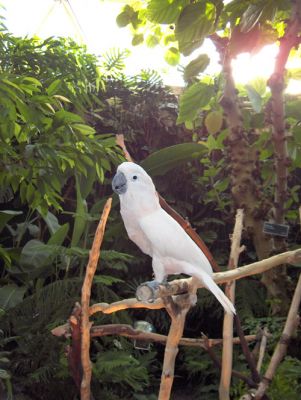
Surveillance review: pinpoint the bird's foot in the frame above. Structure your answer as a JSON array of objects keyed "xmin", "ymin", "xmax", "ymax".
[{"xmin": 136, "ymin": 280, "xmax": 169, "ymax": 303}]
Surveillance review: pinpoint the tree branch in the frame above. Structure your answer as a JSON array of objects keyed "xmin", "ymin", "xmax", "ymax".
[
  {"xmin": 89, "ymin": 297, "xmax": 165, "ymax": 315},
  {"xmin": 80, "ymin": 198, "xmax": 112, "ymax": 400},
  {"xmin": 254, "ymin": 202, "xmax": 301, "ymax": 399},
  {"xmin": 211, "ymin": 32, "xmax": 273, "ymax": 297},
  {"xmin": 268, "ymin": 0, "xmax": 301, "ymax": 225},
  {"xmin": 220, "ymin": 209, "xmax": 244, "ymax": 400},
  {"xmin": 203, "ymin": 335, "xmax": 257, "ymax": 389},
  {"xmin": 234, "ymin": 315, "xmax": 261, "ymax": 385},
  {"xmin": 89, "ymin": 323, "xmax": 257, "ymax": 347},
  {"xmin": 158, "ymin": 294, "xmax": 195, "ymax": 400},
  {"xmin": 254, "ymin": 273, "xmax": 301, "ymax": 399},
  {"xmin": 256, "ymin": 327, "xmax": 270, "ymax": 374},
  {"xmin": 134, "ymin": 249, "xmax": 301, "ymax": 302}
]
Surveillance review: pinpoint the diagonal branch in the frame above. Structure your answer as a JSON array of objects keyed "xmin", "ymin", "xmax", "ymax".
[
  {"xmin": 254, "ymin": 273, "xmax": 301, "ymax": 399},
  {"xmin": 80, "ymin": 197, "xmax": 112, "ymax": 400},
  {"xmin": 203, "ymin": 335, "xmax": 257, "ymax": 389}
]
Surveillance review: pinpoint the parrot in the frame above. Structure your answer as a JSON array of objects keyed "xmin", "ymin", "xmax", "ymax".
[{"xmin": 112, "ymin": 161, "xmax": 235, "ymax": 314}]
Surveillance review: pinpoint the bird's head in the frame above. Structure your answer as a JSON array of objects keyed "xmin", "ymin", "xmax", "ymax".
[{"xmin": 112, "ymin": 162, "xmax": 156, "ymax": 197}]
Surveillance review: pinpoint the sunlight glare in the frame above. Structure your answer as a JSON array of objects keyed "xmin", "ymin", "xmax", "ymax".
[
  {"xmin": 231, "ymin": 44, "xmax": 278, "ymax": 84},
  {"xmin": 2, "ymin": 1, "xmax": 301, "ymax": 94}
]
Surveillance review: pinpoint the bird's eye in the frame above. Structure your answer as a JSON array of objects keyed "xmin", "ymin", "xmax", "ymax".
[{"xmin": 132, "ymin": 175, "xmax": 138, "ymax": 180}]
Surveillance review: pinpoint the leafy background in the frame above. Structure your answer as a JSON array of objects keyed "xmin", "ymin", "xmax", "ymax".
[{"xmin": 1, "ymin": 0, "xmax": 301, "ymax": 399}]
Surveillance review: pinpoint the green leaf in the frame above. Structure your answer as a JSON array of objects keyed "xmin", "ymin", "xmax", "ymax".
[
  {"xmin": 205, "ymin": 111, "xmax": 223, "ymax": 134},
  {"xmin": 214, "ymin": 177, "xmax": 230, "ymax": 192},
  {"xmin": 132, "ymin": 34, "xmax": 144, "ymax": 46},
  {"xmin": 183, "ymin": 54, "xmax": 210, "ymax": 81},
  {"xmin": 0, "ymin": 284, "xmax": 26, "ymax": 310},
  {"xmin": 146, "ymin": 35, "xmax": 160, "ymax": 48},
  {"xmin": 54, "ymin": 109, "xmax": 83, "ymax": 124},
  {"xmin": 0, "ymin": 369, "xmax": 11, "ymax": 379},
  {"xmin": 141, "ymin": 142, "xmax": 206, "ymax": 176},
  {"xmin": 19, "ymin": 239, "xmax": 53, "ymax": 269},
  {"xmin": 206, "ymin": 134, "xmax": 218, "ymax": 151},
  {"xmin": 71, "ymin": 176, "xmax": 88, "ymax": 247},
  {"xmin": 96, "ymin": 162, "xmax": 104, "ymax": 183},
  {"xmin": 164, "ymin": 47, "xmax": 180, "ymax": 66},
  {"xmin": 287, "ymin": 68, "xmax": 301, "ymax": 80},
  {"xmin": 241, "ymin": 1, "xmax": 277, "ymax": 33},
  {"xmin": 147, "ymin": 0, "xmax": 188, "ymax": 24},
  {"xmin": 286, "ymin": 100, "xmax": 301, "ymax": 120},
  {"xmin": 245, "ymin": 85, "xmax": 262, "ymax": 113},
  {"xmin": 0, "ymin": 210, "xmax": 23, "ymax": 233},
  {"xmin": 116, "ymin": 5, "xmax": 136, "ymax": 27},
  {"xmin": 163, "ymin": 33, "xmax": 176, "ymax": 45},
  {"xmin": 40, "ymin": 211, "xmax": 60, "ymax": 235},
  {"xmin": 177, "ymin": 82, "xmax": 214, "ymax": 124},
  {"xmin": 46, "ymin": 79, "xmax": 61, "ymax": 96},
  {"xmin": 47, "ymin": 223, "xmax": 69, "ymax": 246},
  {"xmin": 176, "ymin": 1, "xmax": 215, "ymax": 56},
  {"xmin": 0, "ymin": 246, "xmax": 11, "ymax": 267},
  {"xmin": 93, "ymin": 275, "xmax": 124, "ymax": 286},
  {"xmin": 73, "ymin": 123, "xmax": 95, "ymax": 135},
  {"xmin": 116, "ymin": 11, "xmax": 131, "ymax": 27}
]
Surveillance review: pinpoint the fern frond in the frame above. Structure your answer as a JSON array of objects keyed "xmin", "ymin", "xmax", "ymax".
[{"xmin": 101, "ymin": 48, "xmax": 130, "ymax": 78}]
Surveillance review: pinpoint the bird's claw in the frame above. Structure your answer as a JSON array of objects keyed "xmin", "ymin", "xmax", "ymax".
[{"xmin": 136, "ymin": 280, "xmax": 169, "ymax": 303}]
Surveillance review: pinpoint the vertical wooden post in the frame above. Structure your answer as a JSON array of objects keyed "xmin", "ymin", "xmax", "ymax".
[
  {"xmin": 80, "ymin": 198, "xmax": 112, "ymax": 400},
  {"xmin": 219, "ymin": 209, "xmax": 244, "ymax": 400}
]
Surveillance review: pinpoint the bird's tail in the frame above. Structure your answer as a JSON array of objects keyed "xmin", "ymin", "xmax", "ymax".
[{"xmin": 198, "ymin": 271, "xmax": 236, "ymax": 315}]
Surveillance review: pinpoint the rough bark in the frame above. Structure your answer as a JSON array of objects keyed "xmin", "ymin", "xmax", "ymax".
[
  {"xmin": 210, "ymin": 31, "xmax": 291, "ymax": 314},
  {"xmin": 261, "ymin": 0, "xmax": 301, "ymax": 312}
]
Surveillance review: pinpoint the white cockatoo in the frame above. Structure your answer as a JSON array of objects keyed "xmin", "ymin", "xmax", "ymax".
[{"xmin": 112, "ymin": 161, "xmax": 235, "ymax": 314}]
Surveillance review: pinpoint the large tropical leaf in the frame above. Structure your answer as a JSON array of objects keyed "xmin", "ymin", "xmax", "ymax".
[
  {"xmin": 141, "ymin": 142, "xmax": 206, "ymax": 176},
  {"xmin": 177, "ymin": 82, "xmax": 215, "ymax": 124},
  {"xmin": 0, "ymin": 284, "xmax": 26, "ymax": 310},
  {"xmin": 146, "ymin": 0, "xmax": 188, "ymax": 24}
]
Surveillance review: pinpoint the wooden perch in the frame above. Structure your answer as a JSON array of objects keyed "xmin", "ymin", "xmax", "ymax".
[
  {"xmin": 52, "ymin": 321, "xmax": 257, "ymax": 349},
  {"xmin": 89, "ymin": 297, "xmax": 165, "ymax": 315},
  {"xmin": 159, "ymin": 294, "xmax": 195, "ymax": 400},
  {"xmin": 220, "ymin": 209, "xmax": 244, "ymax": 400},
  {"xmin": 89, "ymin": 323, "xmax": 257, "ymax": 348},
  {"xmin": 133, "ymin": 249, "xmax": 301, "ymax": 302},
  {"xmin": 80, "ymin": 198, "xmax": 112, "ymax": 400}
]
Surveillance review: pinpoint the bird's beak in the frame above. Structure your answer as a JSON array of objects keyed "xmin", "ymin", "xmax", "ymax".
[{"xmin": 112, "ymin": 171, "xmax": 127, "ymax": 195}]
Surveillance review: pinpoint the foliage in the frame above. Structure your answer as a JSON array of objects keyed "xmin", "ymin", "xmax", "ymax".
[
  {"xmin": 0, "ymin": 32, "xmax": 143, "ymax": 399},
  {"xmin": 115, "ymin": 0, "xmax": 301, "ymax": 397},
  {"xmin": 1, "ymin": 0, "xmax": 301, "ymax": 397},
  {"xmin": 116, "ymin": 0, "xmax": 301, "ymax": 223}
]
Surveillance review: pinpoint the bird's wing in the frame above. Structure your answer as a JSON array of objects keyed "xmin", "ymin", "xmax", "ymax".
[
  {"xmin": 121, "ymin": 212, "xmax": 153, "ymax": 257},
  {"xmin": 139, "ymin": 209, "xmax": 212, "ymax": 275}
]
